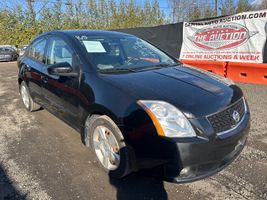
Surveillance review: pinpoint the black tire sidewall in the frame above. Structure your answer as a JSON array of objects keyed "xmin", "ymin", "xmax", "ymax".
[{"xmin": 89, "ymin": 115, "xmax": 131, "ymax": 178}]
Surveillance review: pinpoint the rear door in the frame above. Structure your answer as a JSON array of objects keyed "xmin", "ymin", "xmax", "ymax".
[
  {"xmin": 0, "ymin": 48, "xmax": 7, "ymax": 60},
  {"xmin": 42, "ymin": 36, "xmax": 81, "ymax": 124},
  {"xmin": 20, "ymin": 37, "xmax": 48, "ymax": 105}
]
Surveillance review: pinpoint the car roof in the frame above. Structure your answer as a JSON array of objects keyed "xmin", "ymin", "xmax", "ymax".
[
  {"xmin": 35, "ymin": 30, "xmax": 133, "ymax": 41},
  {"xmin": 0, "ymin": 47, "xmax": 14, "ymax": 50}
]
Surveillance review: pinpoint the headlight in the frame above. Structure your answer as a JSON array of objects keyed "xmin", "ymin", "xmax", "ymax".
[{"xmin": 137, "ymin": 100, "xmax": 196, "ymax": 138}]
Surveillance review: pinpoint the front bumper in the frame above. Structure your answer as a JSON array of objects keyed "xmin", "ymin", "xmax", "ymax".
[{"xmin": 162, "ymin": 111, "xmax": 250, "ymax": 183}]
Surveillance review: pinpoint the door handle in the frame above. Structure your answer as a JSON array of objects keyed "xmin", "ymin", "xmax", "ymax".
[{"xmin": 41, "ymin": 75, "xmax": 48, "ymax": 83}]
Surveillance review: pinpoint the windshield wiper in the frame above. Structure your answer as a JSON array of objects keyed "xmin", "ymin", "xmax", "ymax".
[
  {"xmin": 136, "ymin": 63, "xmax": 181, "ymax": 72},
  {"xmin": 98, "ymin": 67, "xmax": 137, "ymax": 73},
  {"xmin": 167, "ymin": 63, "xmax": 182, "ymax": 67},
  {"xmin": 98, "ymin": 63, "xmax": 181, "ymax": 73}
]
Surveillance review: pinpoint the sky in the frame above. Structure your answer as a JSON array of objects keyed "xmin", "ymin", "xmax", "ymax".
[
  {"xmin": 1, "ymin": 0, "xmax": 169, "ymax": 9},
  {"xmin": 0, "ymin": 0, "xmax": 170, "ymax": 17},
  {"xmin": 251, "ymin": 0, "xmax": 263, "ymax": 5}
]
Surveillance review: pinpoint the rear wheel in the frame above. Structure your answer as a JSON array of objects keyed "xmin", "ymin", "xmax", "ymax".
[
  {"xmin": 85, "ymin": 115, "xmax": 132, "ymax": 178},
  {"xmin": 20, "ymin": 81, "xmax": 40, "ymax": 112}
]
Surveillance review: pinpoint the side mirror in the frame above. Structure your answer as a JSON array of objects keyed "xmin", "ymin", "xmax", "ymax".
[{"xmin": 47, "ymin": 62, "xmax": 78, "ymax": 77}]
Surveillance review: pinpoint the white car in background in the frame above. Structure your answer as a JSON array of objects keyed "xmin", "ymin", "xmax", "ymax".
[
  {"xmin": 19, "ymin": 45, "xmax": 28, "ymax": 56},
  {"xmin": 0, "ymin": 45, "xmax": 17, "ymax": 51}
]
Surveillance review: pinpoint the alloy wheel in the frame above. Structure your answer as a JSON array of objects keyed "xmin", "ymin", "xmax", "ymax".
[{"xmin": 93, "ymin": 126, "xmax": 120, "ymax": 170}]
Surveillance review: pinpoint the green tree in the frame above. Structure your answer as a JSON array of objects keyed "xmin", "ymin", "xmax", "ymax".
[
  {"xmin": 221, "ymin": 0, "xmax": 236, "ymax": 16},
  {"xmin": 236, "ymin": 0, "xmax": 250, "ymax": 13},
  {"xmin": 54, "ymin": 0, "xmax": 63, "ymax": 28},
  {"xmin": 204, "ymin": 6, "xmax": 216, "ymax": 18},
  {"xmin": 109, "ymin": 0, "xmax": 119, "ymax": 28},
  {"xmin": 151, "ymin": 0, "xmax": 165, "ymax": 25},
  {"xmin": 0, "ymin": 0, "xmax": 167, "ymax": 47},
  {"xmin": 126, "ymin": 0, "xmax": 144, "ymax": 28},
  {"xmin": 26, "ymin": 0, "xmax": 36, "ymax": 25},
  {"xmin": 87, "ymin": 0, "xmax": 98, "ymax": 29},
  {"xmin": 98, "ymin": 0, "xmax": 109, "ymax": 29},
  {"xmin": 143, "ymin": 0, "xmax": 152, "ymax": 26},
  {"xmin": 117, "ymin": 0, "xmax": 126, "ymax": 28},
  {"xmin": 189, "ymin": 5, "xmax": 202, "ymax": 21},
  {"xmin": 64, "ymin": 0, "xmax": 75, "ymax": 29},
  {"xmin": 75, "ymin": 0, "xmax": 85, "ymax": 28}
]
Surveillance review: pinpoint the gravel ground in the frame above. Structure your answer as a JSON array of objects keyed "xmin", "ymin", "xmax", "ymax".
[{"xmin": 0, "ymin": 62, "xmax": 266, "ymax": 200}]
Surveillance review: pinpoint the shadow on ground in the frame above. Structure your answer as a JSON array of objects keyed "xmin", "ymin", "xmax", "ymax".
[
  {"xmin": 0, "ymin": 164, "xmax": 26, "ymax": 200},
  {"xmin": 109, "ymin": 171, "xmax": 168, "ymax": 200}
]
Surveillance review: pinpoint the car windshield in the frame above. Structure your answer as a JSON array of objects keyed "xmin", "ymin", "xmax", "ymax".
[
  {"xmin": 0, "ymin": 48, "xmax": 13, "ymax": 53},
  {"xmin": 75, "ymin": 35, "xmax": 180, "ymax": 72}
]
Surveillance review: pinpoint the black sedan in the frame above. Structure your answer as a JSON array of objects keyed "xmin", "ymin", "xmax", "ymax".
[
  {"xmin": 17, "ymin": 30, "xmax": 250, "ymax": 183},
  {"xmin": 0, "ymin": 47, "xmax": 18, "ymax": 62}
]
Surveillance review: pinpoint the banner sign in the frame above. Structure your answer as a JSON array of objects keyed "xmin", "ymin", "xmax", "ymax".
[{"xmin": 180, "ymin": 10, "xmax": 267, "ymax": 63}]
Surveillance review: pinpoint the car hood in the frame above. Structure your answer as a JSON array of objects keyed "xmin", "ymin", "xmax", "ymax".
[{"xmin": 101, "ymin": 65, "xmax": 243, "ymax": 118}]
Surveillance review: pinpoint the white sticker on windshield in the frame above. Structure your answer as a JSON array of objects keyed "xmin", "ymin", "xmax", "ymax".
[{"xmin": 82, "ymin": 41, "xmax": 106, "ymax": 53}]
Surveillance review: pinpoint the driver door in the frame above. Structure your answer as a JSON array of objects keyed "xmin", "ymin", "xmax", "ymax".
[{"xmin": 42, "ymin": 36, "xmax": 80, "ymax": 124}]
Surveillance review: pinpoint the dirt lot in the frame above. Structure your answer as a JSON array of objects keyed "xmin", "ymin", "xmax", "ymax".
[{"xmin": 0, "ymin": 62, "xmax": 266, "ymax": 200}]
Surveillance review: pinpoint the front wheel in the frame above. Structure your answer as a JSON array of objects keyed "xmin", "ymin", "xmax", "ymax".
[{"xmin": 85, "ymin": 115, "xmax": 132, "ymax": 178}]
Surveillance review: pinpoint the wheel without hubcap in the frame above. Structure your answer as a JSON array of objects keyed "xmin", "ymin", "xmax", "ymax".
[{"xmin": 93, "ymin": 126, "xmax": 120, "ymax": 170}]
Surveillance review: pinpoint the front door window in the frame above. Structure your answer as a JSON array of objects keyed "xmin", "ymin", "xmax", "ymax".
[{"xmin": 47, "ymin": 37, "xmax": 73, "ymax": 66}]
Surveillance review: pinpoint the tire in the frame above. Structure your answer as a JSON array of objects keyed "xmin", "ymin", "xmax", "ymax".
[
  {"xmin": 84, "ymin": 114, "xmax": 132, "ymax": 178},
  {"xmin": 13, "ymin": 55, "xmax": 18, "ymax": 61},
  {"xmin": 20, "ymin": 81, "xmax": 41, "ymax": 112}
]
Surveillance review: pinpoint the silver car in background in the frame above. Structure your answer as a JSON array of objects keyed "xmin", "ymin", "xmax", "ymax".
[{"xmin": 0, "ymin": 47, "xmax": 18, "ymax": 62}]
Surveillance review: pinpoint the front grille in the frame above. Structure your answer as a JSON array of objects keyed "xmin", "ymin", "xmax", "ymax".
[{"xmin": 207, "ymin": 98, "xmax": 246, "ymax": 133}]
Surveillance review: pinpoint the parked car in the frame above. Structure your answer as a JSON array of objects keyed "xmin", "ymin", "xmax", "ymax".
[
  {"xmin": 0, "ymin": 45, "xmax": 17, "ymax": 51},
  {"xmin": 0, "ymin": 47, "xmax": 18, "ymax": 62},
  {"xmin": 19, "ymin": 45, "xmax": 28, "ymax": 56},
  {"xmin": 18, "ymin": 30, "xmax": 250, "ymax": 183}
]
